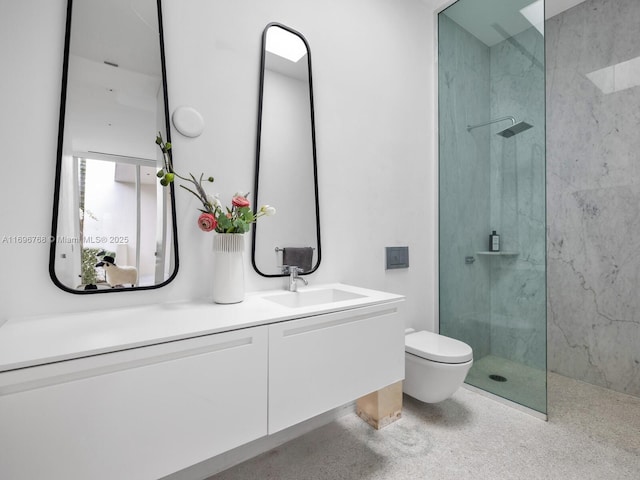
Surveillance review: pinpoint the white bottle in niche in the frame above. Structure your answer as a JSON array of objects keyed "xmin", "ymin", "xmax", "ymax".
[{"xmin": 489, "ymin": 231, "xmax": 500, "ymax": 252}]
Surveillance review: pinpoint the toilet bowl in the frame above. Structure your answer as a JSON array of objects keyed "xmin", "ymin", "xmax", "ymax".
[{"xmin": 403, "ymin": 330, "xmax": 473, "ymax": 403}]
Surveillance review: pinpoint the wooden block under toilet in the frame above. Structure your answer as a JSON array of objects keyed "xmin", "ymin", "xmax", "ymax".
[{"xmin": 356, "ymin": 381, "xmax": 402, "ymax": 430}]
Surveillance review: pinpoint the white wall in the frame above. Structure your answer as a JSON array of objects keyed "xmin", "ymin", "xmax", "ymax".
[{"xmin": 0, "ymin": 0, "xmax": 437, "ymax": 333}]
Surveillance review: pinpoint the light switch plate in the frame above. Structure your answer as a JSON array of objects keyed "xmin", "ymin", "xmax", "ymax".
[{"xmin": 386, "ymin": 246, "xmax": 409, "ymax": 269}]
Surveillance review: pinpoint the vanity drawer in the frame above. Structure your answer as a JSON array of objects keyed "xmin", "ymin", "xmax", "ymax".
[
  {"xmin": 0, "ymin": 326, "xmax": 268, "ymax": 480},
  {"xmin": 268, "ymin": 302, "xmax": 404, "ymax": 433}
]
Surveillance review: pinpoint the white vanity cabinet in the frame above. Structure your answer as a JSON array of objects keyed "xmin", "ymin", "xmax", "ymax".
[
  {"xmin": 0, "ymin": 284, "xmax": 405, "ymax": 479},
  {"xmin": 0, "ymin": 326, "xmax": 268, "ymax": 480},
  {"xmin": 268, "ymin": 303, "xmax": 404, "ymax": 433}
]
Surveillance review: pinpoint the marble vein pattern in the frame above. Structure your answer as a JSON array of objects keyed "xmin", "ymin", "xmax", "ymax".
[{"xmin": 546, "ymin": 0, "xmax": 640, "ymax": 396}]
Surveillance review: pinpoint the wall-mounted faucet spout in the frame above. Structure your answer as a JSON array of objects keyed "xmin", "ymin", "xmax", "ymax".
[
  {"xmin": 283, "ymin": 265, "xmax": 308, "ymax": 292},
  {"xmin": 467, "ymin": 116, "xmax": 533, "ymax": 138}
]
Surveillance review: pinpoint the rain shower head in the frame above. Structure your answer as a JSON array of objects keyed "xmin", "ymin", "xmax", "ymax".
[
  {"xmin": 467, "ymin": 116, "xmax": 533, "ymax": 138},
  {"xmin": 497, "ymin": 121, "xmax": 533, "ymax": 138}
]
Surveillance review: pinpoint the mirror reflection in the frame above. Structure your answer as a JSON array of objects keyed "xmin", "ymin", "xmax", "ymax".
[
  {"xmin": 51, "ymin": 0, "xmax": 177, "ymax": 292},
  {"xmin": 252, "ymin": 23, "xmax": 321, "ymax": 277}
]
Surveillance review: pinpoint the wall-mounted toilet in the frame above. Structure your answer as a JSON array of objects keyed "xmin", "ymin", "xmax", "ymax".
[{"xmin": 403, "ymin": 329, "xmax": 473, "ymax": 403}]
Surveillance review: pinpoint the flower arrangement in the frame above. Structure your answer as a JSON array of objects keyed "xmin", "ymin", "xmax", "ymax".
[{"xmin": 155, "ymin": 133, "xmax": 275, "ymax": 233}]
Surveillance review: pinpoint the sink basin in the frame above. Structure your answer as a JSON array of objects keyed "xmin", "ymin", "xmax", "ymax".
[{"xmin": 264, "ymin": 288, "xmax": 366, "ymax": 308}]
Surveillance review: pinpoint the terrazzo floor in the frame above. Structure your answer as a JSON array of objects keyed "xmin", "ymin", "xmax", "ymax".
[{"xmin": 209, "ymin": 373, "xmax": 640, "ymax": 479}]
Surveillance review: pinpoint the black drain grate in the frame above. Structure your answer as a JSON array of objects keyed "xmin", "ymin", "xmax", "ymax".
[{"xmin": 489, "ymin": 374, "xmax": 507, "ymax": 382}]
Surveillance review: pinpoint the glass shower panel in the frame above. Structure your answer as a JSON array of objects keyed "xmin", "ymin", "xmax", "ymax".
[{"xmin": 438, "ymin": 0, "xmax": 546, "ymax": 414}]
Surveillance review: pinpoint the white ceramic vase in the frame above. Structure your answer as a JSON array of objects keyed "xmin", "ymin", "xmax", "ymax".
[{"xmin": 212, "ymin": 233, "xmax": 245, "ymax": 304}]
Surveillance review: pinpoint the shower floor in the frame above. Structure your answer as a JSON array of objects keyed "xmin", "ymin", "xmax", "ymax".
[{"xmin": 465, "ymin": 354, "xmax": 546, "ymax": 413}]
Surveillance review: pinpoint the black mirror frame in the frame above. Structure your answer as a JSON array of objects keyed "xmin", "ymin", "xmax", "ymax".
[
  {"xmin": 251, "ymin": 22, "xmax": 322, "ymax": 278},
  {"xmin": 49, "ymin": 0, "xmax": 179, "ymax": 294}
]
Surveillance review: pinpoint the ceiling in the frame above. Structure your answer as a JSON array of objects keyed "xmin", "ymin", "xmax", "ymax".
[
  {"xmin": 66, "ymin": 0, "xmax": 162, "ymax": 160},
  {"xmin": 70, "ymin": 0, "xmax": 160, "ymax": 77},
  {"xmin": 434, "ymin": 0, "xmax": 588, "ymax": 47},
  {"xmin": 71, "ymin": 0, "xmax": 590, "ymax": 72}
]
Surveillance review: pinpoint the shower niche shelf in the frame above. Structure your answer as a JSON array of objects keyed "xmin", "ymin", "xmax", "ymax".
[{"xmin": 476, "ymin": 251, "xmax": 519, "ymax": 256}]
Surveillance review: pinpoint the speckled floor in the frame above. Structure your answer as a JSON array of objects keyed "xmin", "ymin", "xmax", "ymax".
[{"xmin": 209, "ymin": 373, "xmax": 640, "ymax": 480}]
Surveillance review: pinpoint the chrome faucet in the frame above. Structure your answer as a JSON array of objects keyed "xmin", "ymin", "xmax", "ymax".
[{"xmin": 283, "ymin": 265, "xmax": 308, "ymax": 292}]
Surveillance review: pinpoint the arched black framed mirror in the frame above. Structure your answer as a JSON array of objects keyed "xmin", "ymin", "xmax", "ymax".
[
  {"xmin": 252, "ymin": 23, "xmax": 321, "ymax": 277},
  {"xmin": 50, "ymin": 0, "xmax": 178, "ymax": 293}
]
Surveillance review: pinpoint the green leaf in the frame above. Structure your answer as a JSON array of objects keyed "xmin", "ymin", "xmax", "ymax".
[{"xmin": 217, "ymin": 215, "xmax": 232, "ymax": 230}]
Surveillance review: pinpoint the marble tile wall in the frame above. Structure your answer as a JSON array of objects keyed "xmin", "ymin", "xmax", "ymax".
[
  {"xmin": 547, "ymin": 0, "xmax": 640, "ymax": 396},
  {"xmin": 437, "ymin": 14, "xmax": 492, "ymax": 359},
  {"xmin": 438, "ymin": 14, "xmax": 547, "ymax": 377},
  {"xmin": 439, "ymin": 10, "xmax": 547, "ymax": 375},
  {"xmin": 489, "ymin": 27, "xmax": 546, "ymax": 371}
]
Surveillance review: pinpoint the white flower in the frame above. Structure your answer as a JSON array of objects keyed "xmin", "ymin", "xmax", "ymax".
[
  {"xmin": 260, "ymin": 205, "xmax": 276, "ymax": 216},
  {"xmin": 210, "ymin": 194, "xmax": 222, "ymax": 209}
]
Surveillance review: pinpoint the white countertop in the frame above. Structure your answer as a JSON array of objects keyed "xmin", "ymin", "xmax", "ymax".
[{"xmin": 0, "ymin": 283, "xmax": 404, "ymax": 373}]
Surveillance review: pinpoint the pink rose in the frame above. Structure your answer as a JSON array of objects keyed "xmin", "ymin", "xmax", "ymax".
[
  {"xmin": 197, "ymin": 212, "xmax": 217, "ymax": 232},
  {"xmin": 232, "ymin": 195, "xmax": 250, "ymax": 208}
]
